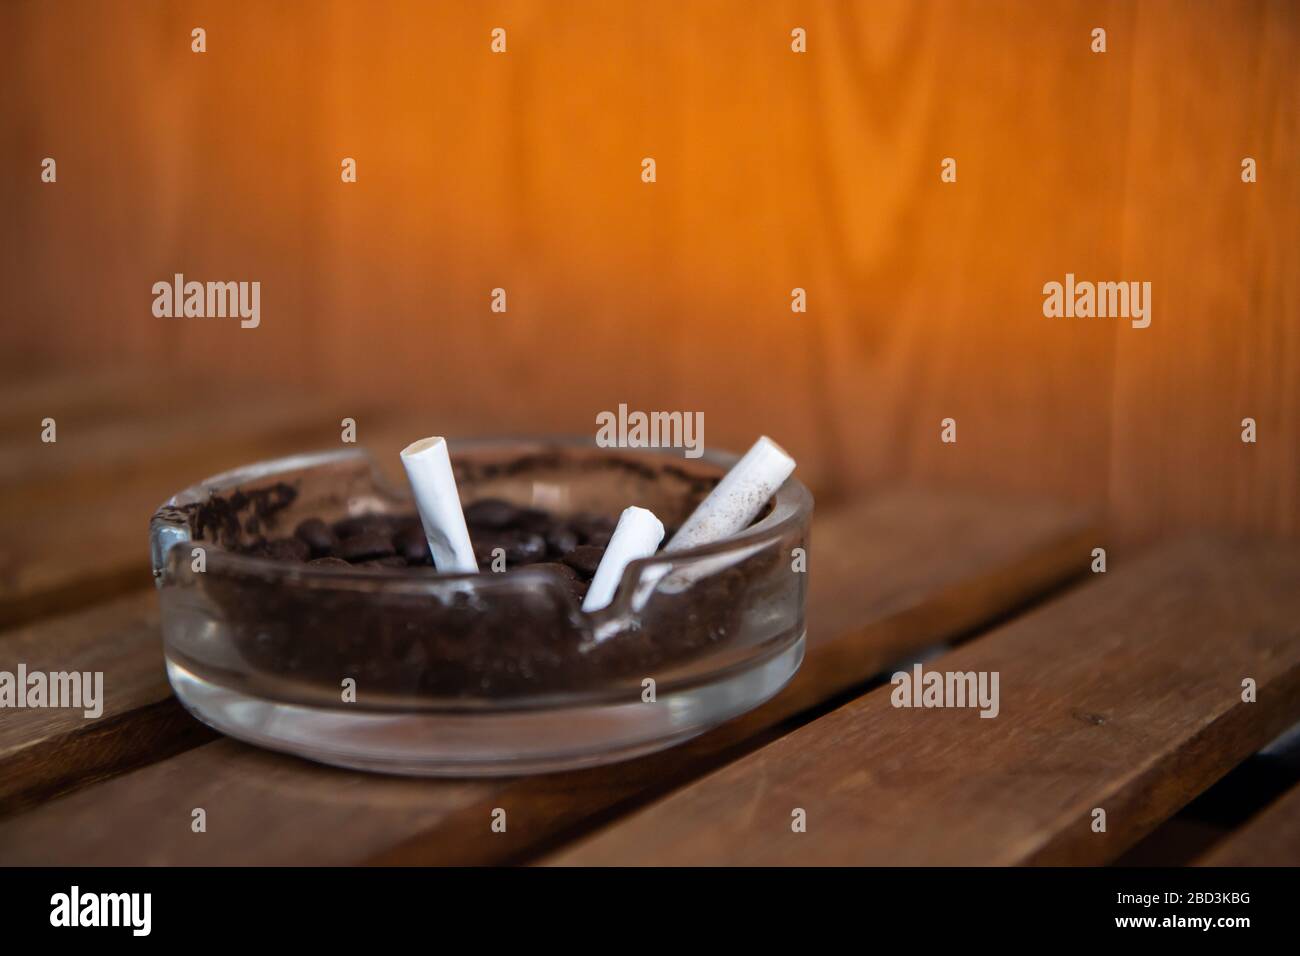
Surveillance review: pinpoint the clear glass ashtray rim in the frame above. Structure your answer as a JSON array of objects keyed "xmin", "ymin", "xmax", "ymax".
[{"xmin": 149, "ymin": 436, "xmax": 815, "ymax": 620}]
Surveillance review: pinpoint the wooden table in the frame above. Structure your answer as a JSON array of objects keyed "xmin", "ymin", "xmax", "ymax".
[{"xmin": 2, "ymin": 372, "xmax": 1298, "ymax": 866}]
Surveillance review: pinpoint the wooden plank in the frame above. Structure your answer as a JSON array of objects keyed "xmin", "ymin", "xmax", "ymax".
[
  {"xmin": 0, "ymin": 593, "xmax": 213, "ymax": 817},
  {"xmin": 0, "ymin": 488, "xmax": 1092, "ymax": 864},
  {"xmin": 545, "ymin": 538, "xmax": 1300, "ymax": 866},
  {"xmin": 1196, "ymin": 780, "xmax": 1300, "ymax": 866}
]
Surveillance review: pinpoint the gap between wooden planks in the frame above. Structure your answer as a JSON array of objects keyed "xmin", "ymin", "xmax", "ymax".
[
  {"xmin": 0, "ymin": 488, "xmax": 1092, "ymax": 863},
  {"xmin": 544, "ymin": 538, "xmax": 1300, "ymax": 866},
  {"xmin": 1195, "ymin": 777, "xmax": 1300, "ymax": 866}
]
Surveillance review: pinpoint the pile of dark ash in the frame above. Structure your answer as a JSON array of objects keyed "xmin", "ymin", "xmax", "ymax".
[{"xmin": 184, "ymin": 481, "xmax": 674, "ymax": 605}]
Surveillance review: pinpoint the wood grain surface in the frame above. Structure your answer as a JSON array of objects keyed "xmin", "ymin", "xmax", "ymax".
[
  {"xmin": 546, "ymin": 537, "xmax": 1300, "ymax": 865},
  {"xmin": 0, "ymin": 487, "xmax": 1092, "ymax": 864},
  {"xmin": 0, "ymin": 593, "xmax": 213, "ymax": 816},
  {"xmin": 1, "ymin": 1, "xmax": 1295, "ymax": 542}
]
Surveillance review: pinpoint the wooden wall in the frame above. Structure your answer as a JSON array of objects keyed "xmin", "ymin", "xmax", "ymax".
[{"xmin": 1, "ymin": 0, "xmax": 1296, "ymax": 543}]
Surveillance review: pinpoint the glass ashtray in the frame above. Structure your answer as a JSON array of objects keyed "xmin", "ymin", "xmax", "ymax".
[{"xmin": 150, "ymin": 439, "xmax": 812, "ymax": 776}]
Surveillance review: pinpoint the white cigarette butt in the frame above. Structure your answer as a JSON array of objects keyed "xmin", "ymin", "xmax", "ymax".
[
  {"xmin": 629, "ymin": 436, "xmax": 796, "ymax": 609},
  {"xmin": 583, "ymin": 506, "xmax": 665, "ymax": 612},
  {"xmin": 666, "ymin": 436, "xmax": 795, "ymax": 552},
  {"xmin": 399, "ymin": 436, "xmax": 478, "ymax": 573}
]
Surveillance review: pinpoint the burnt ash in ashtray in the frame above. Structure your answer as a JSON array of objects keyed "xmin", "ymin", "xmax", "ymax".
[
  {"xmin": 180, "ymin": 486, "xmax": 693, "ymax": 606},
  {"xmin": 167, "ymin": 463, "xmax": 791, "ymax": 698}
]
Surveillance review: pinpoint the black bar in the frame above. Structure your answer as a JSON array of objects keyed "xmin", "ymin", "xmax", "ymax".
[{"xmin": 0, "ymin": 866, "xmax": 1287, "ymax": 942}]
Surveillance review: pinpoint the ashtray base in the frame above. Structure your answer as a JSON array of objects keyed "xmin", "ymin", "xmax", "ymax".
[{"xmin": 165, "ymin": 634, "xmax": 804, "ymax": 776}]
